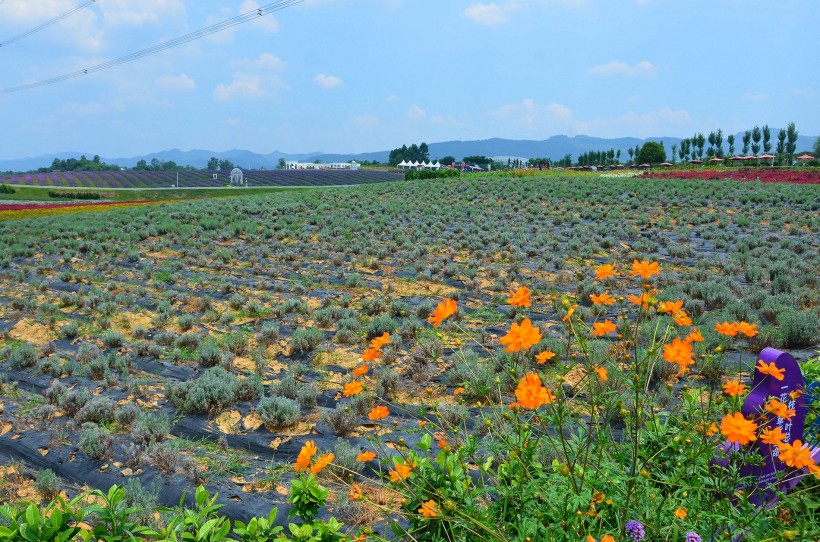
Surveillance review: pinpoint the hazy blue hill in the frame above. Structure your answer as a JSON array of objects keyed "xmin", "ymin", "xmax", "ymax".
[{"xmin": 2, "ymin": 133, "xmax": 815, "ymax": 171}]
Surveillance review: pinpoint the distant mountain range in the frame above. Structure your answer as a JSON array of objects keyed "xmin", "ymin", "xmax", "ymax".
[{"xmin": 1, "ymin": 134, "xmax": 816, "ymax": 172}]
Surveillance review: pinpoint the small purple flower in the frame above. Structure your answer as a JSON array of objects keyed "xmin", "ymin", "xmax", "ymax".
[
  {"xmin": 625, "ymin": 520, "xmax": 645, "ymax": 541},
  {"xmin": 685, "ymin": 533, "xmax": 702, "ymax": 542}
]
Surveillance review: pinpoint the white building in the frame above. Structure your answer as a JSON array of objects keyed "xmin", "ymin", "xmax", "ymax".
[{"xmin": 285, "ymin": 161, "xmax": 358, "ymax": 170}]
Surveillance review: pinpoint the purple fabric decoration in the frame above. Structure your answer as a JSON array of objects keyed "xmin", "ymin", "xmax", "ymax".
[{"xmin": 714, "ymin": 348, "xmax": 808, "ymax": 506}]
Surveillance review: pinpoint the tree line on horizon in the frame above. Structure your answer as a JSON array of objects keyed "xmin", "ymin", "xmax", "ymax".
[{"xmin": 4, "ymin": 125, "xmax": 817, "ymax": 176}]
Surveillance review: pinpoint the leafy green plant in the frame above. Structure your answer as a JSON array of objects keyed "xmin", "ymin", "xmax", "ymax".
[
  {"xmin": 84, "ymin": 485, "xmax": 160, "ymax": 542},
  {"xmin": 0, "ymin": 496, "xmax": 88, "ymax": 542},
  {"xmin": 288, "ymin": 474, "xmax": 329, "ymax": 522},
  {"xmin": 232, "ymin": 508, "xmax": 283, "ymax": 542}
]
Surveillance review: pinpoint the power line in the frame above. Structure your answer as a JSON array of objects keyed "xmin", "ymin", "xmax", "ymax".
[
  {"xmin": 0, "ymin": 0, "xmax": 97, "ymax": 48},
  {"xmin": 0, "ymin": 0, "xmax": 304, "ymax": 94}
]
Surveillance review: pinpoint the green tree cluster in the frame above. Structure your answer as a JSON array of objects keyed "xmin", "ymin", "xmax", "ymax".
[
  {"xmin": 637, "ymin": 141, "xmax": 666, "ymax": 164},
  {"xmin": 207, "ymin": 157, "xmax": 236, "ymax": 171},
  {"xmin": 46, "ymin": 155, "xmax": 118, "ymax": 172},
  {"xmin": 134, "ymin": 158, "xmax": 194, "ymax": 172},
  {"xmin": 388, "ymin": 143, "xmax": 429, "ymax": 166}
]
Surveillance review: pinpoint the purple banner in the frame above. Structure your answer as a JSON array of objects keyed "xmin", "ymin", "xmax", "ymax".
[{"xmin": 740, "ymin": 348, "xmax": 808, "ymax": 505}]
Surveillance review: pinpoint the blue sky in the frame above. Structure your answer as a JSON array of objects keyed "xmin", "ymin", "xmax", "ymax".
[{"xmin": 0, "ymin": 0, "xmax": 818, "ymax": 159}]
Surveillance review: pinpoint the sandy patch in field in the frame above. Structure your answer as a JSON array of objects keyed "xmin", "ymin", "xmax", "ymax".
[
  {"xmin": 243, "ymin": 412, "xmax": 264, "ymax": 431},
  {"xmin": 9, "ymin": 319, "xmax": 52, "ymax": 345},
  {"xmin": 314, "ymin": 349, "xmax": 362, "ymax": 369},
  {"xmin": 145, "ymin": 249, "xmax": 180, "ymax": 260},
  {"xmin": 0, "ymin": 464, "xmax": 39, "ymax": 504},
  {"xmin": 563, "ymin": 367, "xmax": 588, "ymax": 389},
  {"xmin": 381, "ymin": 278, "xmax": 458, "ymax": 298},
  {"xmin": 113, "ymin": 312, "xmax": 153, "ymax": 335},
  {"xmin": 215, "ymin": 410, "xmax": 242, "ymax": 434}
]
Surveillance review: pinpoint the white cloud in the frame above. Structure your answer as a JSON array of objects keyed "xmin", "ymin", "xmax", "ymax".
[
  {"xmin": 589, "ymin": 60, "xmax": 657, "ymax": 78},
  {"xmin": 99, "ymin": 0, "xmax": 186, "ymax": 26},
  {"xmin": 464, "ymin": 3, "xmax": 509, "ymax": 25},
  {"xmin": 485, "ymin": 99, "xmax": 692, "ymax": 138},
  {"xmin": 155, "ymin": 73, "xmax": 196, "ymax": 91},
  {"xmin": 238, "ymin": 53, "xmax": 286, "ymax": 71},
  {"xmin": 214, "ymin": 74, "xmax": 264, "ymax": 101},
  {"xmin": 212, "ymin": 53, "xmax": 287, "ymax": 101},
  {"xmin": 314, "ymin": 74, "xmax": 343, "ymax": 89},
  {"xmin": 2, "ymin": 1, "xmax": 102, "ymax": 50},
  {"xmin": 239, "ymin": 0, "xmax": 281, "ymax": 33},
  {"xmin": 487, "ymin": 98, "xmax": 573, "ymax": 129},
  {"xmin": 406, "ymin": 105, "xmax": 426, "ymax": 120}
]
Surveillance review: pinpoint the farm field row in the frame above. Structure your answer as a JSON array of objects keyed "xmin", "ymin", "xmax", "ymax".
[
  {"xmin": 0, "ymin": 169, "xmax": 405, "ymax": 189},
  {"xmin": 0, "ymin": 174, "xmax": 818, "ymax": 540}
]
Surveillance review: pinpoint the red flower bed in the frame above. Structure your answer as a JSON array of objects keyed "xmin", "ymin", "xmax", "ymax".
[{"xmin": 642, "ymin": 169, "xmax": 820, "ymax": 185}]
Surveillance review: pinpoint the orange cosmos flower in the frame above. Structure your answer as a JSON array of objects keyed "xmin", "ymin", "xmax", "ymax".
[
  {"xmin": 673, "ymin": 311, "xmax": 692, "ymax": 327},
  {"xmin": 506, "ymin": 286, "xmax": 532, "ymax": 308},
  {"xmin": 778, "ymin": 440, "xmax": 815, "ymax": 470},
  {"xmin": 343, "ymin": 380, "xmax": 364, "ymax": 397},
  {"xmin": 349, "ymin": 483, "xmax": 363, "ymax": 501},
  {"xmin": 594, "ymin": 366, "xmax": 608, "ymax": 382},
  {"xmin": 722, "ymin": 379, "xmax": 746, "ymax": 397},
  {"xmin": 453, "ymin": 387, "xmax": 465, "ymax": 395},
  {"xmin": 370, "ymin": 332, "xmax": 391, "ymax": 350},
  {"xmin": 294, "ymin": 440, "xmax": 318, "ymax": 472},
  {"xmin": 685, "ymin": 328, "xmax": 704, "ymax": 343},
  {"xmin": 756, "ymin": 360, "xmax": 785, "ymax": 381},
  {"xmin": 720, "ymin": 412, "xmax": 758, "ymax": 445},
  {"xmin": 735, "ymin": 321, "xmax": 758, "ymax": 338},
  {"xmin": 562, "ymin": 304, "xmax": 578, "ymax": 322},
  {"xmin": 587, "ymin": 536, "xmax": 616, "ymax": 542},
  {"xmin": 789, "ymin": 389, "xmax": 804, "ymax": 401},
  {"xmin": 704, "ymin": 422, "xmax": 718, "ymax": 437},
  {"xmin": 388, "ymin": 462, "xmax": 414, "ymax": 482},
  {"xmin": 368, "ymin": 405, "xmax": 389, "ymax": 421},
  {"xmin": 659, "ymin": 300, "xmax": 685, "ymax": 315},
  {"xmin": 592, "ymin": 319, "xmax": 617, "ymax": 337},
  {"xmin": 663, "ymin": 338, "xmax": 695, "ymax": 373},
  {"xmin": 630, "ymin": 260, "xmax": 660, "ymax": 279},
  {"xmin": 356, "ymin": 450, "xmax": 377, "ymax": 462},
  {"xmin": 500, "ymin": 318, "xmax": 542, "ymax": 353},
  {"xmin": 514, "ymin": 372, "xmax": 555, "ymax": 410},
  {"xmin": 428, "ymin": 298, "xmax": 457, "ymax": 328},
  {"xmin": 535, "ymin": 350, "xmax": 556, "ymax": 364},
  {"xmin": 674, "ymin": 508, "xmax": 687, "ymax": 520},
  {"xmin": 418, "ymin": 499, "xmax": 438, "ymax": 519},
  {"xmin": 594, "ymin": 263, "xmax": 617, "ymax": 280},
  {"xmin": 590, "ymin": 292, "xmax": 616, "ymax": 306},
  {"xmin": 627, "ymin": 292, "xmax": 651, "ymax": 309},
  {"xmin": 715, "ymin": 321, "xmax": 740, "ymax": 337},
  {"xmin": 759, "ymin": 426, "xmax": 787, "ymax": 446},
  {"xmin": 353, "ymin": 364, "xmax": 369, "ymax": 377},
  {"xmin": 311, "ymin": 453, "xmax": 334, "ymax": 474},
  {"xmin": 765, "ymin": 398, "xmax": 795, "ymax": 421},
  {"xmin": 361, "ymin": 347, "xmax": 383, "ymax": 362}
]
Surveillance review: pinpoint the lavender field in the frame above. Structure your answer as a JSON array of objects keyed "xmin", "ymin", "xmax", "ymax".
[{"xmin": 0, "ymin": 169, "xmax": 404, "ymax": 188}]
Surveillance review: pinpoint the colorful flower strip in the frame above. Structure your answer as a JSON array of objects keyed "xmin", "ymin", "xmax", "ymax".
[{"xmin": 0, "ymin": 200, "xmax": 180, "ymax": 221}]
